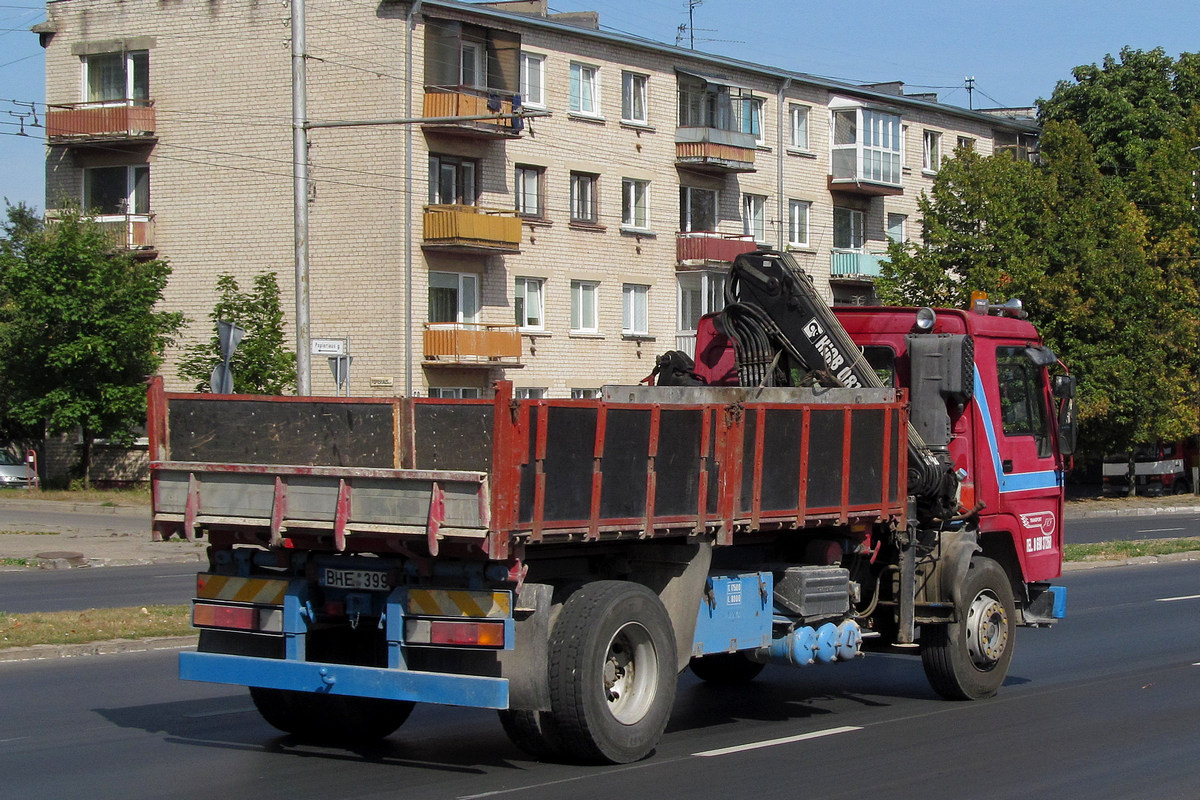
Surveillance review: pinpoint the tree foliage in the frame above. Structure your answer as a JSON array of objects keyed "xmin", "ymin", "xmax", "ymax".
[
  {"xmin": 0, "ymin": 203, "xmax": 184, "ymax": 482},
  {"xmin": 176, "ymin": 271, "xmax": 296, "ymax": 395}
]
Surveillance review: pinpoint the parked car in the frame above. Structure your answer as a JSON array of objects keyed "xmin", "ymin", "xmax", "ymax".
[{"xmin": 0, "ymin": 451, "xmax": 31, "ymax": 487}]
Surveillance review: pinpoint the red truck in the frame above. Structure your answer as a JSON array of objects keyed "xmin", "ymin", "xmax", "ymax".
[{"xmin": 149, "ymin": 250, "xmax": 1072, "ymax": 764}]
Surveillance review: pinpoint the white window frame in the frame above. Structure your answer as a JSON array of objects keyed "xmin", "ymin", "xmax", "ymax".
[
  {"xmin": 677, "ymin": 271, "xmax": 727, "ymax": 334},
  {"xmin": 833, "ymin": 207, "xmax": 865, "ymax": 251},
  {"xmin": 515, "ymin": 165, "xmax": 544, "ymax": 217},
  {"xmin": 789, "ymin": 103, "xmax": 810, "ymax": 150},
  {"xmin": 514, "ymin": 276, "xmax": 545, "ymax": 331},
  {"xmin": 788, "ymin": 200, "xmax": 811, "ymax": 247},
  {"xmin": 680, "ymin": 186, "xmax": 718, "ymax": 232},
  {"xmin": 887, "ymin": 213, "xmax": 907, "ymax": 244},
  {"xmin": 569, "ymin": 61, "xmax": 600, "ymax": 117},
  {"xmin": 622, "ymin": 283, "xmax": 649, "ymax": 336},
  {"xmin": 742, "ymin": 193, "xmax": 766, "ymax": 242},
  {"xmin": 428, "ymin": 271, "xmax": 480, "ymax": 324},
  {"xmin": 621, "ymin": 178, "xmax": 649, "ymax": 230},
  {"xmin": 570, "ymin": 280, "xmax": 600, "ymax": 334},
  {"xmin": 82, "ymin": 50, "xmax": 149, "ymax": 105},
  {"xmin": 570, "ymin": 172, "xmax": 599, "ymax": 223},
  {"xmin": 922, "ymin": 130, "xmax": 942, "ymax": 172},
  {"xmin": 621, "ymin": 71, "xmax": 648, "ymax": 125},
  {"xmin": 519, "ymin": 52, "xmax": 545, "ymax": 108}
]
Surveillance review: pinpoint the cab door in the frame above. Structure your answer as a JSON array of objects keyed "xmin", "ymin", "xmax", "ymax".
[{"xmin": 975, "ymin": 343, "xmax": 1064, "ymax": 581}]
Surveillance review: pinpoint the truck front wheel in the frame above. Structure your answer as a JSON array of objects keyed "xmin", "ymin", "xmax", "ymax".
[
  {"xmin": 920, "ymin": 557, "xmax": 1015, "ymax": 700},
  {"xmin": 547, "ymin": 581, "xmax": 677, "ymax": 764},
  {"xmin": 249, "ymin": 687, "xmax": 415, "ymax": 742}
]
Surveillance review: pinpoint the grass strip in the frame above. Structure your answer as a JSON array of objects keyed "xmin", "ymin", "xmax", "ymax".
[
  {"xmin": 0, "ymin": 605, "xmax": 193, "ymax": 649},
  {"xmin": 1063, "ymin": 537, "xmax": 1200, "ymax": 562}
]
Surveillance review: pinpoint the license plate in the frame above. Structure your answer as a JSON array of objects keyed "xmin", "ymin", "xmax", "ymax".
[{"xmin": 319, "ymin": 567, "xmax": 393, "ymax": 591}]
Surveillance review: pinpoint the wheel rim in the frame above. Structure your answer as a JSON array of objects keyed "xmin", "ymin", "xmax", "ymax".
[
  {"xmin": 964, "ymin": 590, "xmax": 1009, "ymax": 670},
  {"xmin": 602, "ymin": 621, "xmax": 659, "ymax": 724}
]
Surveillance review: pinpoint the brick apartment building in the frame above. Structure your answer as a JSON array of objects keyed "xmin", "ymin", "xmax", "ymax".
[{"xmin": 38, "ymin": 0, "xmax": 1038, "ymax": 398}]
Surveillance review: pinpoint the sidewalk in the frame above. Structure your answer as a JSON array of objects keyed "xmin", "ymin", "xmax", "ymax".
[{"xmin": 0, "ymin": 495, "xmax": 205, "ymax": 569}]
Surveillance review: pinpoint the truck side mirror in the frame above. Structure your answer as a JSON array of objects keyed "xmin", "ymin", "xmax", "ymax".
[
  {"xmin": 1057, "ymin": 397, "xmax": 1078, "ymax": 456},
  {"xmin": 1052, "ymin": 374, "xmax": 1076, "ymax": 399}
]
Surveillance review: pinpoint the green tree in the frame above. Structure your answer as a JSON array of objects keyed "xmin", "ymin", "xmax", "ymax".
[
  {"xmin": 0, "ymin": 203, "xmax": 184, "ymax": 485},
  {"xmin": 177, "ymin": 272, "xmax": 296, "ymax": 394}
]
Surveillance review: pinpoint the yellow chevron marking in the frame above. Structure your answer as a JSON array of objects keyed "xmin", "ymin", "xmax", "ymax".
[
  {"xmin": 197, "ymin": 574, "xmax": 287, "ymax": 606},
  {"xmin": 406, "ymin": 589, "xmax": 511, "ymax": 618}
]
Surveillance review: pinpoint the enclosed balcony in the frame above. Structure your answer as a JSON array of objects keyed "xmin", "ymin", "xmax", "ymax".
[
  {"xmin": 830, "ymin": 249, "xmax": 887, "ymax": 280},
  {"xmin": 423, "ymin": 205, "xmax": 522, "ymax": 254},
  {"xmin": 423, "ymin": 323, "xmax": 522, "ymax": 366},
  {"xmin": 46, "ymin": 101, "xmax": 156, "ymax": 145},
  {"xmin": 676, "ymin": 231, "xmax": 758, "ymax": 265},
  {"xmin": 422, "ymin": 86, "xmax": 522, "ymax": 139},
  {"xmin": 675, "ymin": 127, "xmax": 757, "ymax": 174}
]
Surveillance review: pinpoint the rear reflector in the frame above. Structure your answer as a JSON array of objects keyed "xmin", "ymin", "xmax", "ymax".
[{"xmin": 404, "ymin": 619, "xmax": 506, "ymax": 648}]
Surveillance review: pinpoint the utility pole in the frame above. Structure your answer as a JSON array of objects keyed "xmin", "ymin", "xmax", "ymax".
[{"xmin": 291, "ymin": 0, "xmax": 312, "ymax": 395}]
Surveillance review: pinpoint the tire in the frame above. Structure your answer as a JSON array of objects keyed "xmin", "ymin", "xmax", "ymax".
[
  {"xmin": 688, "ymin": 652, "xmax": 765, "ymax": 685},
  {"xmin": 921, "ymin": 557, "xmax": 1016, "ymax": 700},
  {"xmin": 249, "ymin": 687, "xmax": 415, "ymax": 743},
  {"xmin": 497, "ymin": 709, "xmax": 565, "ymax": 760},
  {"xmin": 547, "ymin": 581, "xmax": 678, "ymax": 764}
]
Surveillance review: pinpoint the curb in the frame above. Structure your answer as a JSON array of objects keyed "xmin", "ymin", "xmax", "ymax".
[{"xmin": 0, "ymin": 635, "xmax": 198, "ymax": 663}]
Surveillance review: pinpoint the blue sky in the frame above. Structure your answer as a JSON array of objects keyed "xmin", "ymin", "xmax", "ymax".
[{"xmin": 2, "ymin": 0, "xmax": 1198, "ymax": 213}]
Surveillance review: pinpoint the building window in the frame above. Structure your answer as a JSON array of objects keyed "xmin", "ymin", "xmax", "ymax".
[
  {"xmin": 739, "ymin": 96, "xmax": 764, "ymax": 144},
  {"xmin": 922, "ymin": 130, "xmax": 942, "ymax": 172},
  {"xmin": 569, "ymin": 62, "xmax": 599, "ymax": 116},
  {"xmin": 84, "ymin": 51, "xmax": 149, "ymax": 103},
  {"xmin": 429, "ymin": 387, "xmax": 483, "ymax": 399},
  {"xmin": 833, "ymin": 207, "xmax": 865, "ymax": 250},
  {"xmin": 622, "ymin": 284, "xmax": 649, "ymax": 335},
  {"xmin": 514, "ymin": 277, "xmax": 544, "ymax": 331},
  {"xmin": 621, "ymin": 178, "xmax": 649, "ymax": 230},
  {"xmin": 831, "ymin": 107, "xmax": 903, "ymax": 186},
  {"xmin": 515, "ymin": 387, "xmax": 547, "ymax": 399},
  {"xmin": 429, "ymin": 155, "xmax": 477, "ymax": 205},
  {"xmin": 788, "ymin": 200, "xmax": 810, "ymax": 247},
  {"xmin": 571, "ymin": 388, "xmax": 601, "ymax": 399},
  {"xmin": 789, "ymin": 103, "xmax": 810, "ymax": 150},
  {"xmin": 84, "ymin": 165, "xmax": 149, "ymax": 216},
  {"xmin": 887, "ymin": 213, "xmax": 907, "ymax": 244},
  {"xmin": 957, "ymin": 136, "xmax": 976, "ymax": 151},
  {"xmin": 742, "ymin": 193, "xmax": 766, "ymax": 242},
  {"xmin": 679, "ymin": 186, "xmax": 718, "ymax": 232},
  {"xmin": 520, "ymin": 52, "xmax": 545, "ymax": 107},
  {"xmin": 677, "ymin": 271, "xmax": 727, "ymax": 333},
  {"xmin": 621, "ymin": 71, "xmax": 648, "ymax": 124},
  {"xmin": 570, "ymin": 280, "xmax": 599, "ymax": 333},
  {"xmin": 515, "ymin": 165, "xmax": 544, "ymax": 217},
  {"xmin": 570, "ymin": 172, "xmax": 599, "ymax": 223},
  {"xmin": 428, "ymin": 272, "xmax": 479, "ymax": 324}
]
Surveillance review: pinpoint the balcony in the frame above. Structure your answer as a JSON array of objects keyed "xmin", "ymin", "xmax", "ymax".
[
  {"xmin": 46, "ymin": 101, "xmax": 155, "ymax": 145},
  {"xmin": 830, "ymin": 249, "xmax": 887, "ymax": 280},
  {"xmin": 675, "ymin": 127, "xmax": 757, "ymax": 173},
  {"xmin": 423, "ymin": 323, "xmax": 522, "ymax": 366},
  {"xmin": 423, "ymin": 205, "xmax": 522, "ymax": 254},
  {"xmin": 423, "ymin": 86, "xmax": 521, "ymax": 139},
  {"xmin": 676, "ymin": 231, "xmax": 758, "ymax": 265}
]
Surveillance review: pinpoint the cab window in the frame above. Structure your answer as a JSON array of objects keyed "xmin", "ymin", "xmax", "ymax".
[{"xmin": 996, "ymin": 346, "xmax": 1051, "ymax": 456}]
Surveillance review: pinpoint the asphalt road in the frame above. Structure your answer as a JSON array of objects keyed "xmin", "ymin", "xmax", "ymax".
[{"xmin": 1, "ymin": 563, "xmax": 1197, "ymax": 800}]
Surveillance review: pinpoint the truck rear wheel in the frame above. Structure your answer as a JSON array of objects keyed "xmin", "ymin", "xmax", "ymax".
[
  {"xmin": 688, "ymin": 652, "xmax": 765, "ymax": 684},
  {"xmin": 249, "ymin": 687, "xmax": 415, "ymax": 742},
  {"xmin": 921, "ymin": 557, "xmax": 1015, "ymax": 700},
  {"xmin": 547, "ymin": 581, "xmax": 677, "ymax": 764}
]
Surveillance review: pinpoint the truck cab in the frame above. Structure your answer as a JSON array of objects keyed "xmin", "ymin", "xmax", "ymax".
[{"xmin": 835, "ymin": 305, "xmax": 1070, "ymax": 592}]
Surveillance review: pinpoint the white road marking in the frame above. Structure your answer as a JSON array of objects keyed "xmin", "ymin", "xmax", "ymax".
[
  {"xmin": 693, "ymin": 725, "xmax": 861, "ymax": 757},
  {"xmin": 1157, "ymin": 595, "xmax": 1200, "ymax": 602}
]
